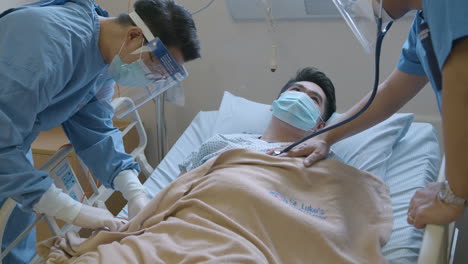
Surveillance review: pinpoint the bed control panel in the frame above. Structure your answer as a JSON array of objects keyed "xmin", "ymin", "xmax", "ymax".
[{"xmin": 49, "ymin": 158, "xmax": 87, "ymax": 203}]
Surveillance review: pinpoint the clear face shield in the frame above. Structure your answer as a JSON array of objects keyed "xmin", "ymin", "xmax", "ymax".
[
  {"xmin": 332, "ymin": 0, "xmax": 393, "ymax": 53},
  {"xmin": 113, "ymin": 11, "xmax": 188, "ymax": 119}
]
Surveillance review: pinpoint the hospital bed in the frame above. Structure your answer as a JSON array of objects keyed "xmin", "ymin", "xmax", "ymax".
[
  {"xmin": 118, "ymin": 91, "xmax": 453, "ymax": 264},
  {"xmin": 0, "ymin": 93, "xmax": 454, "ymax": 263}
]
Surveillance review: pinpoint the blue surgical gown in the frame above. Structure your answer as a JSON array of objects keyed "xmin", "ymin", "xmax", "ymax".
[
  {"xmin": 397, "ymin": 0, "xmax": 468, "ymax": 111},
  {"xmin": 0, "ymin": 0, "xmax": 139, "ymax": 262}
]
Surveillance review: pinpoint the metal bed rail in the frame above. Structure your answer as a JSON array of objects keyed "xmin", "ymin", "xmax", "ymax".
[
  {"xmin": 0, "ymin": 145, "xmax": 82, "ymax": 264},
  {"xmin": 418, "ymin": 157, "xmax": 454, "ymax": 264},
  {"xmin": 0, "ymin": 97, "xmax": 154, "ymax": 263}
]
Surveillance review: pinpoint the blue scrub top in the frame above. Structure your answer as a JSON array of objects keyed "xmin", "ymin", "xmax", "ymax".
[
  {"xmin": 397, "ymin": 0, "xmax": 468, "ymax": 111},
  {"xmin": 0, "ymin": 0, "xmax": 139, "ymax": 210}
]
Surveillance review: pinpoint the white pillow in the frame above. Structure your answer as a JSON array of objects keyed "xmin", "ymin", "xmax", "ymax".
[
  {"xmin": 213, "ymin": 91, "xmax": 272, "ymax": 134},
  {"xmin": 381, "ymin": 122, "xmax": 441, "ymax": 263},
  {"xmin": 213, "ymin": 91, "xmax": 413, "ymax": 178},
  {"xmin": 327, "ymin": 112, "xmax": 414, "ymax": 178}
]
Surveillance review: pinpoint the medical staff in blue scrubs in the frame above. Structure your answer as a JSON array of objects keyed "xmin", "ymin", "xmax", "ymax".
[
  {"xmin": 274, "ymin": 0, "xmax": 468, "ymax": 229},
  {"xmin": 0, "ymin": 0, "xmax": 200, "ymax": 262}
]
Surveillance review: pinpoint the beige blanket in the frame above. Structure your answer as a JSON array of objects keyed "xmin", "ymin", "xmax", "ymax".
[{"xmin": 38, "ymin": 149, "xmax": 393, "ymax": 264}]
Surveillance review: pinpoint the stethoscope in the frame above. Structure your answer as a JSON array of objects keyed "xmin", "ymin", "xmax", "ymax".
[{"xmin": 274, "ymin": 18, "xmax": 394, "ymax": 156}]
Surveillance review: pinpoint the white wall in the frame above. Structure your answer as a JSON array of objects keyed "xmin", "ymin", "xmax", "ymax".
[{"xmin": 3, "ymin": 0, "xmax": 442, "ymax": 166}]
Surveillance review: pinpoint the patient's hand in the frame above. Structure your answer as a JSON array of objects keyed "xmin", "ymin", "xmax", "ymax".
[
  {"xmin": 128, "ymin": 193, "xmax": 151, "ymax": 219},
  {"xmin": 266, "ymin": 137, "xmax": 330, "ymax": 167},
  {"xmin": 407, "ymin": 182, "xmax": 465, "ymax": 229}
]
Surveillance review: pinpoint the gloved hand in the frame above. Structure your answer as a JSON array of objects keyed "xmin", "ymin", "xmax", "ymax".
[
  {"xmin": 113, "ymin": 169, "xmax": 149, "ymax": 219},
  {"xmin": 34, "ymin": 184, "xmax": 124, "ymax": 231},
  {"xmin": 73, "ymin": 204, "xmax": 125, "ymax": 231},
  {"xmin": 128, "ymin": 192, "xmax": 150, "ymax": 219}
]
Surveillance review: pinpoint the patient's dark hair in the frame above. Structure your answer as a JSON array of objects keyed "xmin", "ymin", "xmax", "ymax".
[
  {"xmin": 279, "ymin": 67, "xmax": 336, "ymax": 121},
  {"xmin": 117, "ymin": 0, "xmax": 201, "ymax": 62}
]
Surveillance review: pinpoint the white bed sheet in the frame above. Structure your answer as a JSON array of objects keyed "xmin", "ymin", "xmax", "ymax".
[
  {"xmin": 381, "ymin": 122, "xmax": 441, "ymax": 263},
  {"xmin": 119, "ymin": 111, "xmax": 441, "ymax": 263}
]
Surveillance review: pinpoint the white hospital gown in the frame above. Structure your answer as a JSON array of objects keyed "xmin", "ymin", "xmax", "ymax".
[{"xmin": 179, "ymin": 134, "xmax": 341, "ymax": 172}]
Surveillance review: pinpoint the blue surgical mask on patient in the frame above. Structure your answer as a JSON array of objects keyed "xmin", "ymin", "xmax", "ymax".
[
  {"xmin": 108, "ymin": 41, "xmax": 153, "ymax": 87},
  {"xmin": 272, "ymin": 91, "xmax": 322, "ymax": 131}
]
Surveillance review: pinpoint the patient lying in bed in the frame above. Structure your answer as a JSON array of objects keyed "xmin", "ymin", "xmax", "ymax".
[
  {"xmin": 38, "ymin": 68, "xmax": 393, "ymax": 263},
  {"xmin": 180, "ymin": 67, "xmax": 343, "ymax": 173}
]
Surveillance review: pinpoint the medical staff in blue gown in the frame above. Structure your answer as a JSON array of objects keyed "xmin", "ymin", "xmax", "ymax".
[
  {"xmin": 0, "ymin": 0, "xmax": 200, "ymax": 262},
  {"xmin": 273, "ymin": 0, "xmax": 468, "ymax": 229}
]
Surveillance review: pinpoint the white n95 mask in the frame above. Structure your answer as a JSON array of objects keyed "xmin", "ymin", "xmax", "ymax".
[{"xmin": 272, "ymin": 91, "xmax": 322, "ymax": 131}]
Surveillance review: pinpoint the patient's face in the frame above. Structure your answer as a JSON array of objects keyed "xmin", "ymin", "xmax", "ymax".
[{"xmin": 285, "ymin": 81, "xmax": 326, "ymax": 116}]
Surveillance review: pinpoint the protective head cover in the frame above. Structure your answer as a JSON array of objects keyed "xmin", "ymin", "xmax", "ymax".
[
  {"xmin": 272, "ymin": 91, "xmax": 322, "ymax": 131},
  {"xmin": 113, "ymin": 11, "xmax": 188, "ymax": 118},
  {"xmin": 332, "ymin": 0, "xmax": 394, "ymax": 53}
]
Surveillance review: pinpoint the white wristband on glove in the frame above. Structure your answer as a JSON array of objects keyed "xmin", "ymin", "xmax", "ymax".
[
  {"xmin": 113, "ymin": 169, "xmax": 145, "ymax": 201},
  {"xmin": 33, "ymin": 184, "xmax": 83, "ymax": 223}
]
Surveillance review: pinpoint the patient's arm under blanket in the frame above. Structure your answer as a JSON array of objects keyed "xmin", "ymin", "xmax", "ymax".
[{"xmin": 39, "ymin": 149, "xmax": 392, "ymax": 264}]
